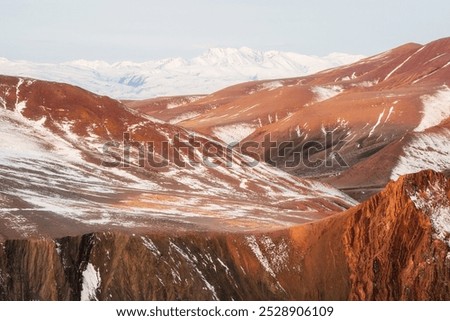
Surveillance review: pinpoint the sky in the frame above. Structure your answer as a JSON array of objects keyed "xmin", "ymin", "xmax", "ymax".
[{"xmin": 1, "ymin": 0, "xmax": 449, "ymax": 62}]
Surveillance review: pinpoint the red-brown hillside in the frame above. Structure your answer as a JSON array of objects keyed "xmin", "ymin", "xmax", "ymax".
[
  {"xmin": 0, "ymin": 75, "xmax": 356, "ymax": 239},
  {"xmin": 126, "ymin": 38, "xmax": 450, "ymax": 200},
  {"xmin": 123, "ymin": 95, "xmax": 206, "ymax": 123}
]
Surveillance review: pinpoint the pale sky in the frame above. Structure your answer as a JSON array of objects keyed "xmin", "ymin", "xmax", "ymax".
[{"xmin": 1, "ymin": 0, "xmax": 449, "ymax": 62}]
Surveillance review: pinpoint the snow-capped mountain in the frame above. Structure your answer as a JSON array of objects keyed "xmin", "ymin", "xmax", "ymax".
[{"xmin": 0, "ymin": 48, "xmax": 364, "ymax": 99}]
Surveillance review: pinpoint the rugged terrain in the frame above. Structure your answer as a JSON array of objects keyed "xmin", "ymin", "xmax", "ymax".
[
  {"xmin": 0, "ymin": 170, "xmax": 448, "ymax": 300},
  {"xmin": 0, "ymin": 75, "xmax": 358, "ymax": 238},
  {"xmin": 129, "ymin": 38, "xmax": 450, "ymax": 201},
  {"xmin": 1, "ymin": 38, "xmax": 449, "ymax": 301}
]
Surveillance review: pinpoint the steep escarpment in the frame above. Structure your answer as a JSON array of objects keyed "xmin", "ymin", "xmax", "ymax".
[
  {"xmin": 343, "ymin": 170, "xmax": 450, "ymax": 300},
  {"xmin": 1, "ymin": 171, "xmax": 448, "ymax": 301},
  {"xmin": 0, "ymin": 232, "xmax": 322, "ymax": 300}
]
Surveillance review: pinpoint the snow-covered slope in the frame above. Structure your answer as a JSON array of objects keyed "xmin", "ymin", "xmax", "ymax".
[
  {"xmin": 0, "ymin": 48, "xmax": 364, "ymax": 99},
  {"xmin": 0, "ymin": 75, "xmax": 357, "ymax": 238},
  {"xmin": 390, "ymin": 86, "xmax": 450, "ymax": 180}
]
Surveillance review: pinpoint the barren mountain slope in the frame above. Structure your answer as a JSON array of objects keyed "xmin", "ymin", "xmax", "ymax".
[
  {"xmin": 127, "ymin": 38, "xmax": 450, "ymax": 200},
  {"xmin": 0, "ymin": 75, "xmax": 356, "ymax": 239}
]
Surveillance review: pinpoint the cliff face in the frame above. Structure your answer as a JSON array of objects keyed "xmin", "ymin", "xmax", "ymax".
[
  {"xmin": 1, "ymin": 170, "xmax": 448, "ymax": 301},
  {"xmin": 0, "ymin": 231, "xmax": 349, "ymax": 301},
  {"xmin": 343, "ymin": 170, "xmax": 450, "ymax": 300}
]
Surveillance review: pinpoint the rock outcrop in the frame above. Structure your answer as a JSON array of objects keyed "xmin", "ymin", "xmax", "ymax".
[{"xmin": 343, "ymin": 170, "xmax": 450, "ymax": 300}]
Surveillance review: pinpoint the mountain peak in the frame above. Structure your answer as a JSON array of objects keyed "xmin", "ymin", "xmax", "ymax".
[
  {"xmin": 197, "ymin": 47, "xmax": 264, "ymax": 65},
  {"xmin": 0, "ymin": 48, "xmax": 364, "ymax": 99}
]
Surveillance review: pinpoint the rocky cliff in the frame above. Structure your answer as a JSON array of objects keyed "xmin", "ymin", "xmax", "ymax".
[
  {"xmin": 1, "ymin": 170, "xmax": 448, "ymax": 300},
  {"xmin": 343, "ymin": 170, "xmax": 450, "ymax": 299}
]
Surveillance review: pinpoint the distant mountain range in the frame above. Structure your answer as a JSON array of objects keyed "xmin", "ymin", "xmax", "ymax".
[{"xmin": 0, "ymin": 48, "xmax": 364, "ymax": 99}]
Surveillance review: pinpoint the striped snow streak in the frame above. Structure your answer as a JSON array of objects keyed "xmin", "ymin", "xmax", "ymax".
[
  {"xmin": 368, "ymin": 109, "xmax": 385, "ymax": 137},
  {"xmin": 384, "ymin": 46, "xmax": 425, "ymax": 80}
]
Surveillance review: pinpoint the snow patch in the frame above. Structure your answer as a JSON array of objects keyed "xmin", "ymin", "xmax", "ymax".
[
  {"xmin": 354, "ymin": 79, "xmax": 379, "ymax": 88},
  {"xmin": 391, "ymin": 130, "xmax": 450, "ymax": 180},
  {"xmin": 384, "ymin": 46, "xmax": 425, "ymax": 80},
  {"xmin": 15, "ymin": 101, "xmax": 27, "ymax": 114},
  {"xmin": 141, "ymin": 237, "xmax": 161, "ymax": 256},
  {"xmin": 259, "ymin": 236, "xmax": 289, "ymax": 273},
  {"xmin": 55, "ymin": 240, "xmax": 62, "ymax": 255},
  {"xmin": 166, "ymin": 102, "xmax": 183, "ymax": 109},
  {"xmin": 169, "ymin": 111, "xmax": 201, "ymax": 124},
  {"xmin": 368, "ymin": 109, "xmax": 385, "ymax": 137},
  {"xmin": 213, "ymin": 123, "xmax": 257, "ymax": 144},
  {"xmin": 0, "ymin": 96, "xmax": 6, "ymax": 109},
  {"xmin": 259, "ymin": 81, "xmax": 283, "ymax": 91},
  {"xmin": 58, "ymin": 121, "xmax": 79, "ymax": 141},
  {"xmin": 216, "ymin": 258, "xmax": 230, "ymax": 273},
  {"xmin": 246, "ymin": 235, "xmax": 276, "ymax": 277},
  {"xmin": 239, "ymin": 178, "xmax": 248, "ymax": 189},
  {"xmin": 80, "ymin": 263, "xmax": 101, "ymax": 301},
  {"xmin": 311, "ymin": 85, "xmax": 343, "ymax": 102},
  {"xmin": 170, "ymin": 242, "xmax": 218, "ymax": 299},
  {"xmin": 295, "ymin": 125, "xmax": 301, "ymax": 137},
  {"xmin": 408, "ymin": 181, "xmax": 450, "ymax": 247},
  {"xmin": 414, "ymin": 86, "xmax": 450, "ymax": 132},
  {"xmin": 384, "ymin": 106, "xmax": 395, "ymax": 123}
]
